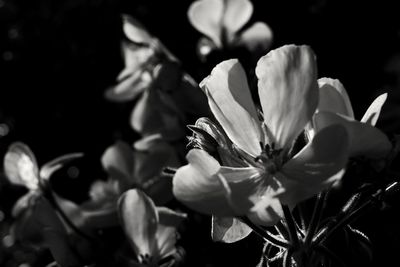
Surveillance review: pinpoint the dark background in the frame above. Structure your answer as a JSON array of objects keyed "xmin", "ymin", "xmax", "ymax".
[{"xmin": 1, "ymin": 0, "xmax": 400, "ymax": 266}]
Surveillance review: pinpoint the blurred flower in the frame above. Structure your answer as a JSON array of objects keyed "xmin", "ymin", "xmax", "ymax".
[
  {"xmin": 2, "ymin": 142, "xmax": 86, "ymax": 266},
  {"xmin": 55, "ymin": 135, "xmax": 181, "ymax": 238},
  {"xmin": 105, "ymin": 14, "xmax": 210, "ymax": 139},
  {"xmin": 173, "ymin": 45, "xmax": 349, "ymax": 241},
  {"xmin": 188, "ymin": 0, "xmax": 273, "ymax": 59},
  {"xmin": 312, "ymin": 78, "xmax": 392, "ymax": 159},
  {"xmin": 118, "ymin": 189, "xmax": 186, "ymax": 267}
]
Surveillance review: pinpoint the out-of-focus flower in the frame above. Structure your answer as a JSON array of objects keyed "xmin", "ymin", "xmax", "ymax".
[
  {"xmin": 313, "ymin": 78, "xmax": 392, "ymax": 159},
  {"xmin": 118, "ymin": 189, "xmax": 186, "ymax": 267},
  {"xmin": 188, "ymin": 0, "xmax": 273, "ymax": 59},
  {"xmin": 105, "ymin": 14, "xmax": 209, "ymax": 140},
  {"xmin": 173, "ymin": 45, "xmax": 350, "ymax": 241},
  {"xmin": 2, "ymin": 142, "xmax": 86, "ymax": 266},
  {"xmin": 57, "ymin": 135, "xmax": 181, "ymax": 235}
]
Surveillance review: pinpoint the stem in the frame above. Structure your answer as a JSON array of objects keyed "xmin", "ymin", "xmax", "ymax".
[
  {"xmin": 43, "ymin": 187, "xmax": 94, "ymax": 242},
  {"xmin": 241, "ymin": 217, "xmax": 290, "ymax": 249},
  {"xmin": 305, "ymin": 191, "xmax": 327, "ymax": 245},
  {"xmin": 282, "ymin": 205, "xmax": 299, "ymax": 245},
  {"xmin": 313, "ymin": 181, "xmax": 400, "ymax": 246}
]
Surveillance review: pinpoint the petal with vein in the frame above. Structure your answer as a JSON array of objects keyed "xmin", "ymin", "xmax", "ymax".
[
  {"xmin": 361, "ymin": 93, "xmax": 388, "ymax": 126},
  {"xmin": 172, "ymin": 149, "xmax": 235, "ymax": 216},
  {"xmin": 279, "ymin": 124, "xmax": 349, "ymax": 205},
  {"xmin": 4, "ymin": 142, "xmax": 40, "ymax": 190},
  {"xmin": 188, "ymin": 0, "xmax": 224, "ymax": 47},
  {"xmin": 256, "ymin": 45, "xmax": 319, "ymax": 149},
  {"xmin": 211, "ymin": 216, "xmax": 252, "ymax": 243},
  {"xmin": 118, "ymin": 189, "xmax": 158, "ymax": 260},
  {"xmin": 201, "ymin": 59, "xmax": 263, "ymax": 156},
  {"xmin": 155, "ymin": 225, "xmax": 177, "ymax": 260},
  {"xmin": 318, "ymin": 78, "xmax": 354, "ymax": 118},
  {"xmin": 223, "ymin": 0, "xmax": 253, "ymax": 42},
  {"xmin": 314, "ymin": 111, "xmax": 392, "ymax": 158}
]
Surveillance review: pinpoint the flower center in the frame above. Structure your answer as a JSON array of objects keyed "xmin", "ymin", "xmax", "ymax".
[{"xmin": 255, "ymin": 143, "xmax": 283, "ymax": 174}]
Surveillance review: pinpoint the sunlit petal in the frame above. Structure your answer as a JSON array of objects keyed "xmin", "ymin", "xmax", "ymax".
[
  {"xmin": 211, "ymin": 216, "xmax": 252, "ymax": 243},
  {"xmin": 279, "ymin": 124, "xmax": 349, "ymax": 205},
  {"xmin": 314, "ymin": 111, "xmax": 392, "ymax": 158},
  {"xmin": 256, "ymin": 45, "xmax": 318, "ymax": 149},
  {"xmin": 118, "ymin": 189, "xmax": 158, "ymax": 259},
  {"xmin": 122, "ymin": 14, "xmax": 153, "ymax": 44},
  {"xmin": 361, "ymin": 93, "xmax": 388, "ymax": 126},
  {"xmin": 201, "ymin": 59, "xmax": 263, "ymax": 156},
  {"xmin": 173, "ymin": 149, "xmax": 236, "ymax": 216},
  {"xmin": 318, "ymin": 78, "xmax": 354, "ymax": 118},
  {"xmin": 237, "ymin": 22, "xmax": 273, "ymax": 52},
  {"xmin": 188, "ymin": 0, "xmax": 224, "ymax": 47},
  {"xmin": 4, "ymin": 142, "xmax": 40, "ymax": 190},
  {"xmin": 223, "ymin": 0, "xmax": 253, "ymax": 42}
]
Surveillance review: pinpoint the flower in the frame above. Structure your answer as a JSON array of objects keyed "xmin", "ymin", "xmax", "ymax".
[
  {"xmin": 188, "ymin": 0, "xmax": 273, "ymax": 57},
  {"xmin": 118, "ymin": 189, "xmax": 186, "ymax": 267},
  {"xmin": 2, "ymin": 142, "xmax": 87, "ymax": 266},
  {"xmin": 101, "ymin": 135, "xmax": 181, "ymax": 205},
  {"xmin": 105, "ymin": 14, "xmax": 210, "ymax": 139},
  {"xmin": 173, "ymin": 45, "xmax": 350, "ymax": 239},
  {"xmin": 313, "ymin": 78, "xmax": 392, "ymax": 158}
]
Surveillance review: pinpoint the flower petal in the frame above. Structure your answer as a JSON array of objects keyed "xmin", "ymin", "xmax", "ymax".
[
  {"xmin": 237, "ymin": 22, "xmax": 273, "ymax": 52},
  {"xmin": 118, "ymin": 189, "xmax": 158, "ymax": 260},
  {"xmin": 279, "ymin": 124, "xmax": 349, "ymax": 205},
  {"xmin": 201, "ymin": 59, "xmax": 263, "ymax": 156},
  {"xmin": 256, "ymin": 44, "xmax": 318, "ymax": 149},
  {"xmin": 155, "ymin": 225, "xmax": 177, "ymax": 260},
  {"xmin": 122, "ymin": 14, "xmax": 153, "ymax": 44},
  {"xmin": 247, "ymin": 187, "xmax": 284, "ymax": 226},
  {"xmin": 134, "ymin": 135, "xmax": 180, "ymax": 205},
  {"xmin": 172, "ymin": 149, "xmax": 235, "ymax": 216},
  {"xmin": 318, "ymin": 78, "xmax": 354, "ymax": 118},
  {"xmin": 361, "ymin": 93, "xmax": 388, "ymax": 126},
  {"xmin": 101, "ymin": 141, "xmax": 134, "ymax": 187},
  {"xmin": 211, "ymin": 216, "xmax": 252, "ymax": 243},
  {"xmin": 314, "ymin": 111, "xmax": 392, "ymax": 158},
  {"xmin": 223, "ymin": 0, "xmax": 253, "ymax": 42},
  {"xmin": 188, "ymin": 0, "xmax": 224, "ymax": 47},
  {"xmin": 40, "ymin": 152, "xmax": 83, "ymax": 181},
  {"xmin": 3, "ymin": 142, "xmax": 40, "ymax": 190}
]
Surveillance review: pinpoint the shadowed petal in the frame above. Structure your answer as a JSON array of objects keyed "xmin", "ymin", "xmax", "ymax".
[
  {"xmin": 318, "ymin": 78, "xmax": 354, "ymax": 118},
  {"xmin": 101, "ymin": 141, "xmax": 134, "ymax": 187},
  {"xmin": 361, "ymin": 93, "xmax": 388, "ymax": 126},
  {"xmin": 315, "ymin": 111, "xmax": 392, "ymax": 158},
  {"xmin": 223, "ymin": 0, "xmax": 253, "ymax": 42},
  {"xmin": 279, "ymin": 124, "xmax": 349, "ymax": 205},
  {"xmin": 4, "ymin": 142, "xmax": 40, "ymax": 190},
  {"xmin": 118, "ymin": 189, "xmax": 158, "ymax": 260},
  {"xmin": 256, "ymin": 45, "xmax": 318, "ymax": 149},
  {"xmin": 172, "ymin": 149, "xmax": 235, "ymax": 216},
  {"xmin": 238, "ymin": 22, "xmax": 273, "ymax": 52},
  {"xmin": 211, "ymin": 216, "xmax": 252, "ymax": 243},
  {"xmin": 201, "ymin": 59, "xmax": 263, "ymax": 156},
  {"xmin": 188, "ymin": 0, "xmax": 224, "ymax": 47}
]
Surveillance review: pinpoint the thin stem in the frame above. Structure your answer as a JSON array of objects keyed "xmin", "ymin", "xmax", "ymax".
[
  {"xmin": 313, "ymin": 181, "xmax": 400, "ymax": 246},
  {"xmin": 282, "ymin": 205, "xmax": 299, "ymax": 245},
  {"xmin": 305, "ymin": 191, "xmax": 327, "ymax": 245},
  {"xmin": 241, "ymin": 217, "xmax": 290, "ymax": 249},
  {"xmin": 43, "ymin": 187, "xmax": 94, "ymax": 242}
]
